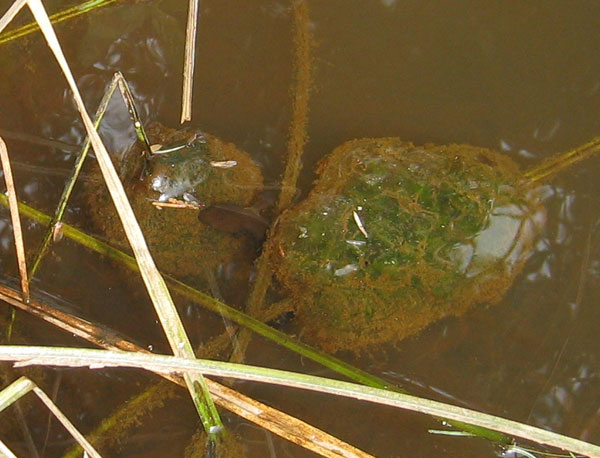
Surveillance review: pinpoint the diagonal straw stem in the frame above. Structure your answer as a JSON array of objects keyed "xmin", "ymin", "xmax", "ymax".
[
  {"xmin": 29, "ymin": 71, "xmax": 150, "ymax": 279},
  {"xmin": 0, "ymin": 0, "xmax": 121, "ymax": 46},
  {"xmin": 2, "ymin": 347, "xmax": 599, "ymax": 458},
  {"xmin": 180, "ymin": 0, "xmax": 200, "ymax": 123},
  {"xmin": 524, "ymin": 135, "xmax": 600, "ymax": 182},
  {"xmin": 0, "ymin": 137, "xmax": 29, "ymax": 302}
]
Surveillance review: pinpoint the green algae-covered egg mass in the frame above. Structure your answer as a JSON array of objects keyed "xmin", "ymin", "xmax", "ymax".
[
  {"xmin": 85, "ymin": 123, "xmax": 263, "ymax": 288},
  {"xmin": 272, "ymin": 138, "xmax": 546, "ymax": 352}
]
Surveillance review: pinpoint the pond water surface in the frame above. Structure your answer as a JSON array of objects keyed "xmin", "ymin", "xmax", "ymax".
[{"xmin": 0, "ymin": 1, "xmax": 600, "ymax": 457}]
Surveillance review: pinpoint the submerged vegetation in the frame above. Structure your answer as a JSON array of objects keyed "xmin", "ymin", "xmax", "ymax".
[
  {"xmin": 272, "ymin": 138, "xmax": 546, "ymax": 351},
  {"xmin": 0, "ymin": 0, "xmax": 600, "ymax": 457}
]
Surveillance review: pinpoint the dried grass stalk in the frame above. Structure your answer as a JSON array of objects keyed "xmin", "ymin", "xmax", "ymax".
[{"xmin": 0, "ymin": 137, "xmax": 29, "ymax": 302}]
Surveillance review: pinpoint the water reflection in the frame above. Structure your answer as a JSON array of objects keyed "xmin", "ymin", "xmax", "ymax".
[
  {"xmin": 0, "ymin": 0, "xmax": 600, "ymax": 455},
  {"xmin": 453, "ymin": 195, "xmax": 547, "ymax": 279}
]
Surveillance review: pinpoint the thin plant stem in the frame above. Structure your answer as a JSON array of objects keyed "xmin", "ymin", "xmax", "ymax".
[
  {"xmin": 29, "ymin": 72, "xmax": 119, "ymax": 279},
  {"xmin": 0, "ymin": 137, "xmax": 29, "ymax": 302},
  {"xmin": 0, "ymin": 376, "xmax": 102, "ymax": 458},
  {"xmin": 180, "ymin": 0, "xmax": 199, "ymax": 123},
  {"xmin": 29, "ymin": 71, "xmax": 150, "ymax": 279},
  {"xmin": 32, "ymin": 385, "xmax": 102, "ymax": 458},
  {"xmin": 275, "ymin": 0, "xmax": 312, "ymax": 214},
  {"xmin": 0, "ymin": 128, "xmax": 78, "ymax": 152},
  {"xmin": 115, "ymin": 73, "xmax": 152, "ymax": 156},
  {"xmin": 0, "ymin": 0, "xmax": 27, "ymax": 33},
  {"xmin": 3, "ymin": 347, "xmax": 599, "ymax": 458},
  {"xmin": 0, "ymin": 0, "xmax": 122, "ymax": 46},
  {"xmin": 0, "ymin": 285, "xmax": 144, "ymax": 353},
  {"xmin": 524, "ymin": 135, "xmax": 600, "ymax": 182}
]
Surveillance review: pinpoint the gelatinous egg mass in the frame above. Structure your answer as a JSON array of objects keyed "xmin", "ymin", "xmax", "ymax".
[{"xmin": 271, "ymin": 138, "xmax": 546, "ymax": 352}]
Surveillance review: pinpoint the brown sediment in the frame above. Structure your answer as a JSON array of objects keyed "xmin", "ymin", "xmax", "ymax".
[
  {"xmin": 84, "ymin": 123, "xmax": 263, "ymax": 294},
  {"xmin": 270, "ymin": 138, "xmax": 547, "ymax": 352}
]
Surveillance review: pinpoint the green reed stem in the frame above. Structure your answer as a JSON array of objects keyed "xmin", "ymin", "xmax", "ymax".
[
  {"xmin": 115, "ymin": 73, "xmax": 152, "ymax": 156},
  {"xmin": 29, "ymin": 71, "xmax": 151, "ymax": 280},
  {"xmin": 0, "ymin": 194, "xmax": 509, "ymax": 444},
  {"xmin": 29, "ymin": 73, "xmax": 118, "ymax": 279},
  {"xmin": 4, "ymin": 347, "xmax": 597, "ymax": 458},
  {"xmin": 0, "ymin": 0, "xmax": 121, "ymax": 46},
  {"xmin": 525, "ymin": 135, "xmax": 600, "ymax": 182}
]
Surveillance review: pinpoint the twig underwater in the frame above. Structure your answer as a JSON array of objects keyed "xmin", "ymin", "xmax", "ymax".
[{"xmin": 230, "ymin": 0, "xmax": 313, "ymax": 366}]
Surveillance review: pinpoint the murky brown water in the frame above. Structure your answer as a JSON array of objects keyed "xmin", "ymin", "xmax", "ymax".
[{"xmin": 1, "ymin": 0, "xmax": 600, "ymax": 456}]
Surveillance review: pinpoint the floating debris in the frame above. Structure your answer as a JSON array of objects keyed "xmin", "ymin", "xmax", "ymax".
[
  {"xmin": 352, "ymin": 210, "xmax": 369, "ymax": 238},
  {"xmin": 210, "ymin": 160, "xmax": 238, "ymax": 169}
]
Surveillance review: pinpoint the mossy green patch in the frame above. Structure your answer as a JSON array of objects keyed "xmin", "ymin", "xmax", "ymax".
[{"xmin": 271, "ymin": 138, "xmax": 546, "ymax": 352}]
